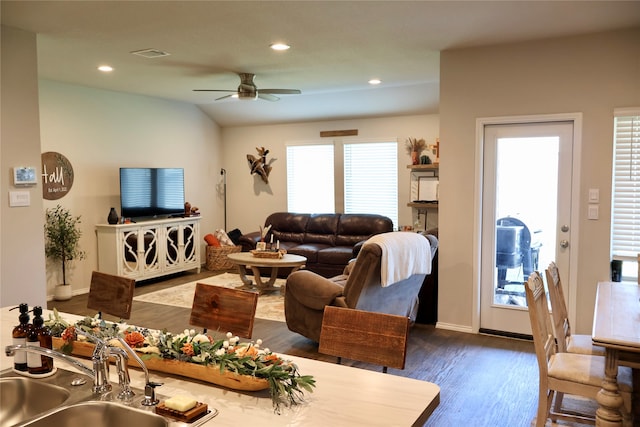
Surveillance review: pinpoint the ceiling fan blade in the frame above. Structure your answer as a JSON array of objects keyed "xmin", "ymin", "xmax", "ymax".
[
  {"xmin": 215, "ymin": 94, "xmax": 236, "ymax": 101},
  {"xmin": 193, "ymin": 89, "xmax": 236, "ymax": 92},
  {"xmin": 258, "ymin": 93, "xmax": 280, "ymax": 102},
  {"xmin": 259, "ymin": 89, "xmax": 301, "ymax": 95}
]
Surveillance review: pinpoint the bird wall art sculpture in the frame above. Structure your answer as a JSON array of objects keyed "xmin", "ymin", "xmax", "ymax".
[{"xmin": 246, "ymin": 146, "xmax": 273, "ymax": 184}]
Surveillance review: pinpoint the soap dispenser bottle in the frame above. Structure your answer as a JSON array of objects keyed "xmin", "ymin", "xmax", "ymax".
[
  {"xmin": 11, "ymin": 303, "xmax": 32, "ymax": 371},
  {"xmin": 27, "ymin": 306, "xmax": 53, "ymax": 375}
]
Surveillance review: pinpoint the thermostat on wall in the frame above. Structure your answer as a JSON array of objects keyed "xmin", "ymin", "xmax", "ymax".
[{"xmin": 13, "ymin": 167, "xmax": 37, "ymax": 186}]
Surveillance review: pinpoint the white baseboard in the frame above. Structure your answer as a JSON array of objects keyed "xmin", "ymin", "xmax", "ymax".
[{"xmin": 435, "ymin": 322, "xmax": 474, "ymax": 334}]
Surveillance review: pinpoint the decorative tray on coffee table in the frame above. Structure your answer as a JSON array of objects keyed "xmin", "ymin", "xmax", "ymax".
[{"xmin": 250, "ymin": 249, "xmax": 287, "ymax": 259}]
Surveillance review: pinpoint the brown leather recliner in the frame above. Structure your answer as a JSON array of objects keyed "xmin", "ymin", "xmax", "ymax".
[{"xmin": 284, "ymin": 232, "xmax": 438, "ymax": 342}]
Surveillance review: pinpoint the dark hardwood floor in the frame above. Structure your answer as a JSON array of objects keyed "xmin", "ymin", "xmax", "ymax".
[{"xmin": 48, "ymin": 270, "xmax": 594, "ymax": 427}]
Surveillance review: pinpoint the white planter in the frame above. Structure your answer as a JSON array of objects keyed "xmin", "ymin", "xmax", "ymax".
[{"xmin": 54, "ymin": 285, "xmax": 72, "ymax": 301}]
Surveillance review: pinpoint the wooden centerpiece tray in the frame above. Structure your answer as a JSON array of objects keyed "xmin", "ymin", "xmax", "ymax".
[{"xmin": 52, "ymin": 338, "xmax": 269, "ymax": 391}]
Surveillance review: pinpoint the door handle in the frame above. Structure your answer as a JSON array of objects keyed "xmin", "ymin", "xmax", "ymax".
[{"xmin": 560, "ymin": 240, "xmax": 569, "ymax": 248}]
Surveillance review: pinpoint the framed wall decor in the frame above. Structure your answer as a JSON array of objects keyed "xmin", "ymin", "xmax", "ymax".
[
  {"xmin": 41, "ymin": 151, "xmax": 75, "ymax": 200},
  {"xmin": 417, "ymin": 176, "xmax": 439, "ymax": 202}
]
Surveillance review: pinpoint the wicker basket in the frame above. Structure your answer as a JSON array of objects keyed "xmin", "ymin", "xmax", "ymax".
[{"xmin": 205, "ymin": 245, "xmax": 241, "ymax": 270}]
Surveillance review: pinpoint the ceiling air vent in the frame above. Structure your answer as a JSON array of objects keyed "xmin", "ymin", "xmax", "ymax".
[{"xmin": 130, "ymin": 48, "xmax": 170, "ymax": 58}]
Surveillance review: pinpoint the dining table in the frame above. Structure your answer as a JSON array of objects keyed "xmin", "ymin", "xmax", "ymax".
[
  {"xmin": 591, "ymin": 281, "xmax": 640, "ymax": 427},
  {"xmin": 0, "ymin": 306, "xmax": 440, "ymax": 426}
]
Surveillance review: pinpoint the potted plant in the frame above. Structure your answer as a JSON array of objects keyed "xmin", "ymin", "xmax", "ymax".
[{"xmin": 44, "ymin": 204, "xmax": 86, "ymax": 300}]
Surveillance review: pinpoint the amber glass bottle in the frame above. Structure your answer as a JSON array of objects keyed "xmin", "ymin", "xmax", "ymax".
[
  {"xmin": 11, "ymin": 303, "xmax": 32, "ymax": 371},
  {"xmin": 27, "ymin": 306, "xmax": 53, "ymax": 375}
]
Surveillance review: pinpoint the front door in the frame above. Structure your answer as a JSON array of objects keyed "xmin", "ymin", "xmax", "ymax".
[{"xmin": 479, "ymin": 119, "xmax": 576, "ymax": 336}]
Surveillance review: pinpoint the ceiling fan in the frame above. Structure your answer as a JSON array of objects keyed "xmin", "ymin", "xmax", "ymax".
[{"xmin": 193, "ymin": 73, "xmax": 301, "ymax": 101}]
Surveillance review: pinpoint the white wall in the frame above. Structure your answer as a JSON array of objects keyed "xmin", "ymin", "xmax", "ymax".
[
  {"xmin": 37, "ymin": 80, "xmax": 223, "ymax": 298},
  {"xmin": 221, "ymin": 115, "xmax": 439, "ymax": 235},
  {"xmin": 439, "ymin": 28, "xmax": 640, "ymax": 333},
  {"xmin": 1, "ymin": 26, "xmax": 47, "ymax": 308}
]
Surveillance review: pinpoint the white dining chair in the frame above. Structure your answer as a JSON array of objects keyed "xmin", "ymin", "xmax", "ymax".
[
  {"xmin": 525, "ymin": 271, "xmax": 633, "ymax": 427},
  {"xmin": 545, "ymin": 261, "xmax": 605, "ymax": 356}
]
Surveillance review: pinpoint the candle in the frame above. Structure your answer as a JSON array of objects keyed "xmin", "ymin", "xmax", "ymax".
[
  {"xmin": 270, "ymin": 234, "xmax": 274, "ymax": 244},
  {"xmin": 276, "ymin": 240, "xmax": 280, "ymax": 250}
]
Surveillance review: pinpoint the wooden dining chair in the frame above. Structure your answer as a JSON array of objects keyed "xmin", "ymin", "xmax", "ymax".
[
  {"xmin": 525, "ymin": 271, "xmax": 633, "ymax": 427},
  {"xmin": 189, "ymin": 283, "xmax": 258, "ymax": 339},
  {"xmin": 318, "ymin": 306, "xmax": 410, "ymax": 373},
  {"xmin": 545, "ymin": 262, "xmax": 605, "ymax": 356},
  {"xmin": 87, "ymin": 271, "xmax": 136, "ymax": 319}
]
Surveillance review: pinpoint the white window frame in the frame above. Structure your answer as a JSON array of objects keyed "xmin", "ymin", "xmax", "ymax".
[
  {"xmin": 286, "ymin": 137, "xmax": 399, "ymax": 228},
  {"xmin": 611, "ymin": 107, "xmax": 640, "ymax": 282}
]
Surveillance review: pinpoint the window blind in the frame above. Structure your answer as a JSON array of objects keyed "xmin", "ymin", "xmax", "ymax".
[
  {"xmin": 286, "ymin": 144, "xmax": 335, "ymax": 213},
  {"xmin": 344, "ymin": 142, "xmax": 398, "ymax": 228},
  {"xmin": 611, "ymin": 110, "xmax": 640, "ymax": 260}
]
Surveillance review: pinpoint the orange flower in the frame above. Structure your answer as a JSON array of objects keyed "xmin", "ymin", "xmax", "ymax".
[
  {"xmin": 181, "ymin": 342, "xmax": 195, "ymax": 356},
  {"xmin": 235, "ymin": 345, "xmax": 258, "ymax": 358},
  {"xmin": 264, "ymin": 354, "xmax": 281, "ymax": 363},
  {"xmin": 124, "ymin": 331, "xmax": 145, "ymax": 348}
]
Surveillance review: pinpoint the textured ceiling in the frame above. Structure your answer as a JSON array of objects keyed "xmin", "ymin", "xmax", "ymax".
[{"xmin": 2, "ymin": 1, "xmax": 639, "ymax": 127}]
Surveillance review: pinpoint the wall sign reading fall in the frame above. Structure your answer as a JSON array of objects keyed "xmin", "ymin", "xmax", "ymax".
[{"xmin": 41, "ymin": 151, "xmax": 74, "ymax": 200}]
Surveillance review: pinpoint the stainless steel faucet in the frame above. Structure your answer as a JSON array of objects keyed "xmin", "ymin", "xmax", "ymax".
[
  {"xmin": 6, "ymin": 331, "xmax": 162, "ymax": 405},
  {"xmin": 5, "ymin": 344, "xmax": 111, "ymax": 394},
  {"xmin": 114, "ymin": 337, "xmax": 162, "ymax": 405},
  {"xmin": 81, "ymin": 330, "xmax": 132, "ymax": 399}
]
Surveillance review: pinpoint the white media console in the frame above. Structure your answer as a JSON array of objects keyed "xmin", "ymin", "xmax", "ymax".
[{"xmin": 96, "ymin": 216, "xmax": 201, "ymax": 281}]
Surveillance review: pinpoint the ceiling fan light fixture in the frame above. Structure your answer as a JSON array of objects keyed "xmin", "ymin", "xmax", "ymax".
[
  {"xmin": 270, "ymin": 43, "xmax": 290, "ymax": 51},
  {"xmin": 231, "ymin": 92, "xmax": 257, "ymax": 100}
]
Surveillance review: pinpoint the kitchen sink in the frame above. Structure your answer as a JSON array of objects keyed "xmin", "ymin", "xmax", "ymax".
[
  {"xmin": 0, "ymin": 367, "xmax": 217, "ymax": 427},
  {"xmin": 0, "ymin": 377, "xmax": 70, "ymax": 427},
  {"xmin": 20, "ymin": 401, "xmax": 169, "ymax": 427}
]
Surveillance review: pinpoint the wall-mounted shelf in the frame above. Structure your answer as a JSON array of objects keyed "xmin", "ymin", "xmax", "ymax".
[
  {"xmin": 407, "ymin": 163, "xmax": 439, "ymax": 171},
  {"xmin": 407, "ymin": 163, "xmax": 439, "ymax": 230},
  {"xmin": 408, "ymin": 202, "xmax": 439, "ymax": 209}
]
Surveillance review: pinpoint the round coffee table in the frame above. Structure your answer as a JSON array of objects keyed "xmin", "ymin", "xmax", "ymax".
[{"xmin": 226, "ymin": 252, "xmax": 307, "ymax": 294}]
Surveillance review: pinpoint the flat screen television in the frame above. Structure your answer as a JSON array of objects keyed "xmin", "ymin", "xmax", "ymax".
[{"xmin": 119, "ymin": 168, "xmax": 185, "ymax": 220}]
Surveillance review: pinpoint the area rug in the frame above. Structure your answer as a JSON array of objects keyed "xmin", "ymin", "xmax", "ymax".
[{"xmin": 133, "ymin": 273, "xmax": 285, "ymax": 322}]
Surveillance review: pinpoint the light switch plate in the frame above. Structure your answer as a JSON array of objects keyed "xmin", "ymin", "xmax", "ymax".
[
  {"xmin": 588, "ymin": 188, "xmax": 599, "ymax": 203},
  {"xmin": 588, "ymin": 204, "xmax": 599, "ymax": 220},
  {"xmin": 9, "ymin": 191, "xmax": 30, "ymax": 207}
]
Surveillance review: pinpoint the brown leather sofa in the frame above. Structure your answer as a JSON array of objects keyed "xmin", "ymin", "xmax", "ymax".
[{"xmin": 238, "ymin": 212, "xmax": 394, "ymax": 278}]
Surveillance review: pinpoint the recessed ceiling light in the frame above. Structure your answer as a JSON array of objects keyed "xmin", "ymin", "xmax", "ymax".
[
  {"xmin": 368, "ymin": 79, "xmax": 381, "ymax": 85},
  {"xmin": 98, "ymin": 65, "xmax": 113, "ymax": 72},
  {"xmin": 270, "ymin": 43, "xmax": 290, "ymax": 51}
]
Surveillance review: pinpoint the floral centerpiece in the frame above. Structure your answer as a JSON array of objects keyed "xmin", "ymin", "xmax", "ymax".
[{"xmin": 46, "ymin": 310, "xmax": 315, "ymax": 413}]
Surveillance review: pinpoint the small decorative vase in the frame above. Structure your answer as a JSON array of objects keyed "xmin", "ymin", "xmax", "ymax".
[
  {"xmin": 107, "ymin": 207, "xmax": 119, "ymax": 224},
  {"xmin": 411, "ymin": 151, "xmax": 420, "ymax": 165}
]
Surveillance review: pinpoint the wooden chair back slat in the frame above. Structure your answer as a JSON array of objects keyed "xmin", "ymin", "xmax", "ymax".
[
  {"xmin": 87, "ymin": 271, "xmax": 135, "ymax": 319},
  {"xmin": 319, "ymin": 305, "xmax": 410, "ymax": 370}
]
